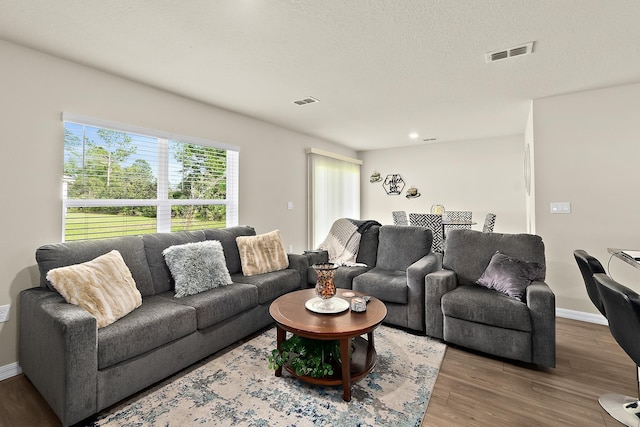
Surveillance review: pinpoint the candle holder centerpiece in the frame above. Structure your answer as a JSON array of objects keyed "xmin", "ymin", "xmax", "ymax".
[{"xmin": 312, "ymin": 263, "xmax": 339, "ymax": 311}]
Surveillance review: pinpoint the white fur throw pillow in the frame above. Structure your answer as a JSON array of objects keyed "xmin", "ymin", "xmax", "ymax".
[
  {"xmin": 162, "ymin": 240, "xmax": 232, "ymax": 298},
  {"xmin": 46, "ymin": 250, "xmax": 142, "ymax": 328},
  {"xmin": 236, "ymin": 229, "xmax": 289, "ymax": 276}
]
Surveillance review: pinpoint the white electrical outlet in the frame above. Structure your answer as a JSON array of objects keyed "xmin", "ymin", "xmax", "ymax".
[{"xmin": 0, "ymin": 304, "xmax": 10, "ymax": 322}]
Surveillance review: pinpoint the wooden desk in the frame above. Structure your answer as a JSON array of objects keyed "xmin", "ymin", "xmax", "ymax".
[{"xmin": 607, "ymin": 248, "xmax": 640, "ymax": 270}]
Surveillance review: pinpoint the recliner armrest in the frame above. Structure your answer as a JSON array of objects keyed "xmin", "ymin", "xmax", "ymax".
[
  {"xmin": 405, "ymin": 252, "xmax": 442, "ymax": 332},
  {"xmin": 526, "ymin": 281, "xmax": 556, "ymax": 368},
  {"xmin": 425, "ymin": 269, "xmax": 458, "ymax": 339},
  {"xmin": 302, "ymin": 250, "xmax": 329, "ymax": 266}
]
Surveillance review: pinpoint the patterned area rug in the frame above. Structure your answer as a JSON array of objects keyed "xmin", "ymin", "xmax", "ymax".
[{"xmin": 91, "ymin": 325, "xmax": 446, "ymax": 427}]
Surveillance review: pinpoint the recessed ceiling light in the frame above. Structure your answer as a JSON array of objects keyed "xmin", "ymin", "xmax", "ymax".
[{"xmin": 409, "ymin": 132, "xmax": 419, "ymax": 139}]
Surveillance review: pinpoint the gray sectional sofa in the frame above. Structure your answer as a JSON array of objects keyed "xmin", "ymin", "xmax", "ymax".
[{"xmin": 19, "ymin": 226, "xmax": 307, "ymax": 426}]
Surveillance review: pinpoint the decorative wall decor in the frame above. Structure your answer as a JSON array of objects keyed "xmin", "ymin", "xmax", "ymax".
[
  {"xmin": 383, "ymin": 174, "xmax": 405, "ymax": 195},
  {"xmin": 405, "ymin": 186, "xmax": 420, "ymax": 198},
  {"xmin": 369, "ymin": 171, "xmax": 382, "ymax": 183}
]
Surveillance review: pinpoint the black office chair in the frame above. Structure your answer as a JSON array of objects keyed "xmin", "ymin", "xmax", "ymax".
[
  {"xmin": 573, "ymin": 250, "xmax": 607, "ymax": 317},
  {"xmin": 593, "ymin": 273, "xmax": 640, "ymax": 426}
]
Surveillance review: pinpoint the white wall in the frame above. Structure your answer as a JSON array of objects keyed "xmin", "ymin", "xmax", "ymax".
[
  {"xmin": 359, "ymin": 135, "xmax": 527, "ymax": 233},
  {"xmin": 533, "ymin": 82, "xmax": 640, "ymax": 314},
  {"xmin": 0, "ymin": 40, "xmax": 356, "ymax": 368}
]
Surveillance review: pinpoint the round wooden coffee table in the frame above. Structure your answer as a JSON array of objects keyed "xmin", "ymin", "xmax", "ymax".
[{"xmin": 269, "ymin": 288, "xmax": 387, "ymax": 401}]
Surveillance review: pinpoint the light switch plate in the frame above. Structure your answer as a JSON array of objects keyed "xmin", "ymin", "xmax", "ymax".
[
  {"xmin": 550, "ymin": 202, "xmax": 571, "ymax": 214},
  {"xmin": 0, "ymin": 304, "xmax": 10, "ymax": 322}
]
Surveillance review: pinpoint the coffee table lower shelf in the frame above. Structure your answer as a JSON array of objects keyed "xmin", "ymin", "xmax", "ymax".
[{"xmin": 281, "ymin": 336, "xmax": 376, "ymax": 388}]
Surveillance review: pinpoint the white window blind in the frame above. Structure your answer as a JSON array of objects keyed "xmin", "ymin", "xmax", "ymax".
[
  {"xmin": 62, "ymin": 113, "xmax": 239, "ymax": 241},
  {"xmin": 307, "ymin": 148, "xmax": 362, "ymax": 248}
]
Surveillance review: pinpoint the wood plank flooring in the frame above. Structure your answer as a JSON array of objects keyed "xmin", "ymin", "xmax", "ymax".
[
  {"xmin": 423, "ymin": 317, "xmax": 636, "ymax": 426},
  {"xmin": 0, "ymin": 317, "xmax": 634, "ymax": 427}
]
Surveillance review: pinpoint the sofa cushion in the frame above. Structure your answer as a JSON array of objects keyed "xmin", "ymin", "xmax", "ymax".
[
  {"xmin": 236, "ymin": 230, "xmax": 289, "ymax": 276},
  {"xmin": 36, "ymin": 235, "xmax": 155, "ymax": 296},
  {"xmin": 204, "ymin": 226, "xmax": 256, "ymax": 274},
  {"xmin": 376, "ymin": 226, "xmax": 432, "ymax": 271},
  {"xmin": 441, "ymin": 285, "xmax": 532, "ymax": 332},
  {"xmin": 46, "ymin": 250, "xmax": 142, "ymax": 328},
  {"xmin": 142, "ymin": 230, "xmax": 206, "ymax": 294},
  {"xmin": 352, "ymin": 268, "xmax": 408, "ymax": 304},
  {"xmin": 97, "ymin": 295, "xmax": 197, "ymax": 369},
  {"xmin": 477, "ymin": 251, "xmax": 543, "ymax": 301},
  {"xmin": 163, "ymin": 240, "xmax": 232, "ymax": 298},
  {"xmin": 230, "ymin": 269, "xmax": 300, "ymax": 304},
  {"xmin": 158, "ymin": 283, "xmax": 258, "ymax": 330}
]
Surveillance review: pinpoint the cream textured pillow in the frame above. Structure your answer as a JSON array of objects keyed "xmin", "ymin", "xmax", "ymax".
[
  {"xmin": 236, "ymin": 230, "xmax": 289, "ymax": 276},
  {"xmin": 46, "ymin": 250, "xmax": 142, "ymax": 328}
]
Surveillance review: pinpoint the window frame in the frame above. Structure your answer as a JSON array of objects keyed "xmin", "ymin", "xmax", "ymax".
[{"xmin": 61, "ymin": 113, "xmax": 239, "ymax": 241}]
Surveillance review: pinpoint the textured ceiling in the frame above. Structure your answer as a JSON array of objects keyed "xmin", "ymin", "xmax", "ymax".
[{"xmin": 1, "ymin": 1, "xmax": 640, "ymax": 150}]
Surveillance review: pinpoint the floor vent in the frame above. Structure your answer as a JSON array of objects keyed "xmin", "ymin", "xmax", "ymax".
[
  {"xmin": 293, "ymin": 97, "xmax": 319, "ymax": 106},
  {"xmin": 486, "ymin": 42, "xmax": 534, "ymax": 63}
]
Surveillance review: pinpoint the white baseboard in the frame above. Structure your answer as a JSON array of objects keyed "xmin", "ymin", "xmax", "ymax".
[
  {"xmin": 556, "ymin": 308, "xmax": 608, "ymax": 325},
  {"xmin": 0, "ymin": 361, "xmax": 22, "ymax": 382}
]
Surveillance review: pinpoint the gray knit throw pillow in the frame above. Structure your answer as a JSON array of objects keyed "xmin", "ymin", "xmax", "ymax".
[{"xmin": 163, "ymin": 240, "xmax": 232, "ymax": 298}]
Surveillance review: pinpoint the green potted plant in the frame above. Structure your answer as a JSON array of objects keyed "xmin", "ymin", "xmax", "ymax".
[{"xmin": 268, "ymin": 335, "xmax": 343, "ymax": 378}]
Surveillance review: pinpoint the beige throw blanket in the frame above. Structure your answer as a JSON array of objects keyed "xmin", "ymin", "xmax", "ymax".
[
  {"xmin": 318, "ymin": 219, "xmax": 360, "ymax": 265},
  {"xmin": 317, "ymin": 218, "xmax": 380, "ymax": 266}
]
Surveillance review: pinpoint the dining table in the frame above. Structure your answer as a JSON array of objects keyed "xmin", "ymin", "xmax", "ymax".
[{"xmin": 441, "ymin": 219, "xmax": 477, "ymax": 237}]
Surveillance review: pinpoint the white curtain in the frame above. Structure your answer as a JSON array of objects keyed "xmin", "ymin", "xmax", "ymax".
[{"xmin": 307, "ymin": 148, "xmax": 361, "ymax": 248}]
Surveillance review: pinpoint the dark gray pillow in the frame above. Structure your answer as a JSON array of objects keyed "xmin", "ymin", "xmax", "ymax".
[
  {"xmin": 163, "ymin": 240, "xmax": 232, "ymax": 298},
  {"xmin": 476, "ymin": 251, "xmax": 543, "ymax": 301}
]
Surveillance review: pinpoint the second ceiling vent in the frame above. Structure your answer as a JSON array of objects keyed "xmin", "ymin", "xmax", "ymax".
[{"xmin": 486, "ymin": 42, "xmax": 534, "ymax": 63}]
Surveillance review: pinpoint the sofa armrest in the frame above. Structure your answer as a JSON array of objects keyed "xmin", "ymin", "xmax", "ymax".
[
  {"xmin": 526, "ymin": 281, "xmax": 556, "ymax": 368},
  {"xmin": 302, "ymin": 250, "xmax": 329, "ymax": 266},
  {"xmin": 19, "ymin": 287, "xmax": 98, "ymax": 426},
  {"xmin": 287, "ymin": 253, "xmax": 309, "ymax": 289},
  {"xmin": 425, "ymin": 269, "xmax": 458, "ymax": 339},
  {"xmin": 405, "ymin": 252, "xmax": 442, "ymax": 332}
]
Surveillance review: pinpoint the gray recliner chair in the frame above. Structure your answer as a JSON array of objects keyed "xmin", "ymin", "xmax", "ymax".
[
  {"xmin": 352, "ymin": 225, "xmax": 441, "ymax": 333},
  {"xmin": 425, "ymin": 229, "xmax": 555, "ymax": 368}
]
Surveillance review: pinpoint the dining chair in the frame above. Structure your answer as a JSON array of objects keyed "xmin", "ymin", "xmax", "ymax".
[
  {"xmin": 392, "ymin": 211, "xmax": 408, "ymax": 226},
  {"xmin": 482, "ymin": 213, "xmax": 496, "ymax": 233},
  {"xmin": 408, "ymin": 213, "xmax": 443, "ymax": 253}
]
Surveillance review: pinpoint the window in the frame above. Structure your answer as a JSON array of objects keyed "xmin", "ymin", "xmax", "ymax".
[
  {"xmin": 62, "ymin": 114, "xmax": 239, "ymax": 241},
  {"xmin": 306, "ymin": 148, "xmax": 361, "ymax": 248}
]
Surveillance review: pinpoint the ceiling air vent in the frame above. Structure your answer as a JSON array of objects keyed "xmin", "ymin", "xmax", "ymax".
[
  {"xmin": 293, "ymin": 96, "xmax": 319, "ymax": 106},
  {"xmin": 486, "ymin": 42, "xmax": 534, "ymax": 63}
]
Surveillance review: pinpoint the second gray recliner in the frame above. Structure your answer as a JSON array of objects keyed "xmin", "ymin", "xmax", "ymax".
[{"xmin": 353, "ymin": 225, "xmax": 441, "ymax": 333}]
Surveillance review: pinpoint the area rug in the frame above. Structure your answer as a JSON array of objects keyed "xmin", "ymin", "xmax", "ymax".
[{"xmin": 91, "ymin": 326, "xmax": 446, "ymax": 427}]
